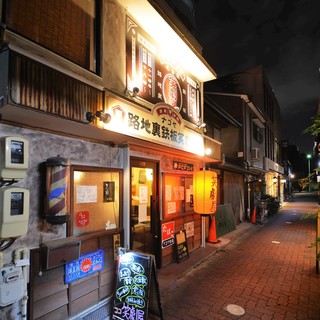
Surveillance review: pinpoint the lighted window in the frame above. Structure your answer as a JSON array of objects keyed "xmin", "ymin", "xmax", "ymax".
[
  {"xmin": 71, "ymin": 166, "xmax": 122, "ymax": 236},
  {"xmin": 6, "ymin": 0, "xmax": 100, "ymax": 73}
]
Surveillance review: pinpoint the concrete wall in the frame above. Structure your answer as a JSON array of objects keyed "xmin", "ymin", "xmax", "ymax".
[{"xmin": 0, "ymin": 123, "xmax": 122, "ymax": 263}]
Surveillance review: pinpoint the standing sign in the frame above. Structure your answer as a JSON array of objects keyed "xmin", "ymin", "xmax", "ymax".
[
  {"xmin": 174, "ymin": 230, "xmax": 189, "ymax": 263},
  {"xmin": 112, "ymin": 251, "xmax": 163, "ymax": 320}
]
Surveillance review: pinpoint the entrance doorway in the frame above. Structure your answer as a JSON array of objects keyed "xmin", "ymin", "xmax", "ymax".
[{"xmin": 130, "ymin": 158, "xmax": 161, "ymax": 266}]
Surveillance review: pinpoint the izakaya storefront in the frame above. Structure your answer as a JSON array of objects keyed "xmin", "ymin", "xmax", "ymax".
[{"xmin": 100, "ymin": 92, "xmax": 220, "ymax": 267}]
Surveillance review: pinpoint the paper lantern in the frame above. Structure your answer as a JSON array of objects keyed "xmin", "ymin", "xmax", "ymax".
[{"xmin": 193, "ymin": 170, "xmax": 218, "ymax": 214}]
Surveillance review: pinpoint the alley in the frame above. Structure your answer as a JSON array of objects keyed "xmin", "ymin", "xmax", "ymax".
[{"xmin": 159, "ymin": 192, "xmax": 320, "ymax": 320}]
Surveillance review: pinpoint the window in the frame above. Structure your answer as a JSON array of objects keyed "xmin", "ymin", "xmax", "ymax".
[
  {"xmin": 253, "ymin": 122, "xmax": 263, "ymax": 143},
  {"xmin": 71, "ymin": 166, "xmax": 122, "ymax": 236},
  {"xmin": 6, "ymin": 0, "xmax": 100, "ymax": 73}
]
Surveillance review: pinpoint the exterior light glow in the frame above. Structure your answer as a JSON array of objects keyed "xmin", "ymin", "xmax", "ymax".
[
  {"xmin": 193, "ymin": 170, "xmax": 218, "ymax": 214},
  {"xmin": 118, "ymin": 0, "xmax": 216, "ymax": 82},
  {"xmin": 205, "ymin": 148, "xmax": 212, "ymax": 156}
]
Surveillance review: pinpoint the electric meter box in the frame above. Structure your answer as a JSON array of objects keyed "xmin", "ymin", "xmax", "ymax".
[
  {"xmin": 0, "ymin": 137, "xmax": 29, "ymax": 180},
  {"xmin": 0, "ymin": 265, "xmax": 24, "ymax": 306},
  {"xmin": 0, "ymin": 187, "xmax": 30, "ymax": 238}
]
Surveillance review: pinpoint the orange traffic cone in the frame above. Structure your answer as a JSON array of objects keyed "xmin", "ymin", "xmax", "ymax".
[
  {"xmin": 250, "ymin": 207, "xmax": 257, "ymax": 224},
  {"xmin": 207, "ymin": 215, "xmax": 219, "ymax": 243}
]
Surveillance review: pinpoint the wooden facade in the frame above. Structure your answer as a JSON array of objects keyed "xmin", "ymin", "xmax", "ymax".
[{"xmin": 29, "ymin": 232, "xmax": 119, "ymax": 319}]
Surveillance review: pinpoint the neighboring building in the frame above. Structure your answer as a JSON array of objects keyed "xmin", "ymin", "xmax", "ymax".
[
  {"xmin": 204, "ymin": 65, "xmax": 284, "ymax": 223},
  {"xmin": 0, "ymin": 1, "xmax": 219, "ymax": 319}
]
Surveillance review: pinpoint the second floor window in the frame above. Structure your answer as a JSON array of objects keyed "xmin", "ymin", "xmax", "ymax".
[
  {"xmin": 5, "ymin": 0, "xmax": 100, "ymax": 73},
  {"xmin": 253, "ymin": 122, "xmax": 263, "ymax": 144}
]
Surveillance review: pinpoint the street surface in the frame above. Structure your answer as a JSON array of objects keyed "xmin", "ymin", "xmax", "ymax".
[{"xmin": 160, "ymin": 192, "xmax": 320, "ymax": 320}]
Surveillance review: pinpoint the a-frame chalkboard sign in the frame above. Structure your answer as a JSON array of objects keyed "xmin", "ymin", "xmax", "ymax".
[
  {"xmin": 112, "ymin": 250, "xmax": 163, "ymax": 320},
  {"xmin": 174, "ymin": 230, "xmax": 189, "ymax": 263}
]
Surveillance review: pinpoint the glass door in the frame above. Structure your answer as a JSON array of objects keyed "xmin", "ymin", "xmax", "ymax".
[{"xmin": 130, "ymin": 158, "xmax": 160, "ymax": 265}]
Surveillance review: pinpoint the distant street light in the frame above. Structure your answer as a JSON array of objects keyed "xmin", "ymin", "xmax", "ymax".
[{"xmin": 307, "ymin": 154, "xmax": 312, "ymax": 191}]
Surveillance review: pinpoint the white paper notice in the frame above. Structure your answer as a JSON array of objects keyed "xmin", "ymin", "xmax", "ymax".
[
  {"xmin": 165, "ymin": 185, "xmax": 172, "ymax": 201},
  {"xmin": 186, "ymin": 189, "xmax": 191, "ymax": 203},
  {"xmin": 167, "ymin": 201, "xmax": 176, "ymax": 214},
  {"xmin": 139, "ymin": 186, "xmax": 148, "ymax": 204},
  {"xmin": 76, "ymin": 186, "xmax": 97, "ymax": 203},
  {"xmin": 138, "ymin": 204, "xmax": 148, "ymax": 222}
]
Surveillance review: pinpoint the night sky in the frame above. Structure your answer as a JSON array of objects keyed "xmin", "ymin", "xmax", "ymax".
[{"xmin": 194, "ymin": 0, "xmax": 320, "ymax": 154}]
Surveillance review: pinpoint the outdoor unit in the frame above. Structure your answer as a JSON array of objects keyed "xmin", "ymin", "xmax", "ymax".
[{"xmin": 251, "ymin": 148, "xmax": 260, "ymax": 161}]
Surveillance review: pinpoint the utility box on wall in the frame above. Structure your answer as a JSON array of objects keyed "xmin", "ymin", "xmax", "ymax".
[{"xmin": 41, "ymin": 238, "xmax": 81, "ymax": 270}]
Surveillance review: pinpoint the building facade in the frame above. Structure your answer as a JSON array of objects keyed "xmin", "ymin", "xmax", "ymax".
[
  {"xmin": 204, "ymin": 66, "xmax": 284, "ymax": 223},
  {"xmin": 0, "ymin": 1, "xmax": 219, "ymax": 319}
]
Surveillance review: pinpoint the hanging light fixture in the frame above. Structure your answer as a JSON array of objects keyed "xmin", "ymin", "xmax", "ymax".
[
  {"xmin": 193, "ymin": 169, "xmax": 218, "ymax": 214},
  {"xmin": 193, "ymin": 169, "xmax": 219, "ymax": 245}
]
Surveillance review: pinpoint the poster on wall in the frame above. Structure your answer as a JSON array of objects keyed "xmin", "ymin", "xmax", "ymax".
[
  {"xmin": 161, "ymin": 221, "xmax": 175, "ymax": 248},
  {"xmin": 126, "ymin": 16, "xmax": 201, "ymax": 126},
  {"xmin": 65, "ymin": 249, "xmax": 104, "ymax": 283},
  {"xmin": 76, "ymin": 185, "xmax": 97, "ymax": 203}
]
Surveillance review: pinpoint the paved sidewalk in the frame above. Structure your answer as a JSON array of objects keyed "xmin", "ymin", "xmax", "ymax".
[
  {"xmin": 157, "ymin": 220, "xmax": 262, "ymax": 294},
  {"xmin": 157, "ymin": 193, "xmax": 320, "ymax": 319}
]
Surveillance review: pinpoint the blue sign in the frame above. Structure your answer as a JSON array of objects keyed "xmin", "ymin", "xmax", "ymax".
[{"xmin": 65, "ymin": 249, "xmax": 104, "ymax": 283}]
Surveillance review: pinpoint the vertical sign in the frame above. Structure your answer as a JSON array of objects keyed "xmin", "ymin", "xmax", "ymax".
[
  {"xmin": 112, "ymin": 251, "xmax": 163, "ymax": 320},
  {"xmin": 161, "ymin": 221, "xmax": 175, "ymax": 248}
]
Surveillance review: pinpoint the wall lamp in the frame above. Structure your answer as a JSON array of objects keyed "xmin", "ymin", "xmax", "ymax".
[
  {"xmin": 125, "ymin": 87, "xmax": 140, "ymax": 98},
  {"xmin": 272, "ymin": 176, "xmax": 278, "ymax": 184},
  {"xmin": 173, "ymin": 105, "xmax": 180, "ymax": 111},
  {"xmin": 197, "ymin": 121, "xmax": 206, "ymax": 129},
  {"xmin": 86, "ymin": 110, "xmax": 111, "ymax": 124}
]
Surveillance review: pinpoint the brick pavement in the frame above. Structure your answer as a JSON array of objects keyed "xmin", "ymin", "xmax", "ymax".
[{"xmin": 157, "ymin": 193, "xmax": 320, "ymax": 319}]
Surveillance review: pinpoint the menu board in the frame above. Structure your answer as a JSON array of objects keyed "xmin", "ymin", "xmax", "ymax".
[
  {"xmin": 112, "ymin": 251, "xmax": 163, "ymax": 320},
  {"xmin": 175, "ymin": 230, "xmax": 189, "ymax": 263}
]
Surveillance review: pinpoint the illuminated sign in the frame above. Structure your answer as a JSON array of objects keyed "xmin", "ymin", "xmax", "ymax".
[
  {"xmin": 65, "ymin": 249, "xmax": 104, "ymax": 283},
  {"xmin": 126, "ymin": 16, "xmax": 201, "ymax": 126},
  {"xmin": 105, "ymin": 96, "xmax": 205, "ymax": 156}
]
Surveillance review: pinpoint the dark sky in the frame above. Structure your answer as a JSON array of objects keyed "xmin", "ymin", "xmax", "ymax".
[{"xmin": 194, "ymin": 0, "xmax": 320, "ymax": 154}]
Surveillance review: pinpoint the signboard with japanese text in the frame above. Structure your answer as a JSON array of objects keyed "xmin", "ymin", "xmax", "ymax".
[
  {"xmin": 105, "ymin": 97, "xmax": 205, "ymax": 156},
  {"xmin": 173, "ymin": 161, "xmax": 194, "ymax": 171},
  {"xmin": 126, "ymin": 16, "xmax": 201, "ymax": 126},
  {"xmin": 65, "ymin": 249, "xmax": 104, "ymax": 283},
  {"xmin": 174, "ymin": 230, "xmax": 189, "ymax": 263},
  {"xmin": 161, "ymin": 221, "xmax": 175, "ymax": 248},
  {"xmin": 112, "ymin": 251, "xmax": 163, "ymax": 320}
]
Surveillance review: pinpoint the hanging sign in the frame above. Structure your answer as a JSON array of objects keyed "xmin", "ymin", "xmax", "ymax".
[{"xmin": 112, "ymin": 251, "xmax": 163, "ymax": 320}]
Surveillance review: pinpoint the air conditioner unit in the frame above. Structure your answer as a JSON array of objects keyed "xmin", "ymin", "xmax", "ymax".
[{"xmin": 251, "ymin": 148, "xmax": 260, "ymax": 161}]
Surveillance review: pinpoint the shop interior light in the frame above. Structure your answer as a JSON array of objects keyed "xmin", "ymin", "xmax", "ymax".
[{"xmin": 86, "ymin": 110, "xmax": 112, "ymax": 124}]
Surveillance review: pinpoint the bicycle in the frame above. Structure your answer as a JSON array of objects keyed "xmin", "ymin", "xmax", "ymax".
[{"xmin": 284, "ymin": 193, "xmax": 293, "ymax": 202}]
